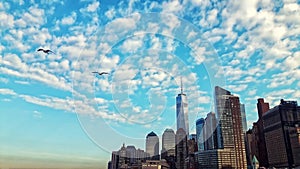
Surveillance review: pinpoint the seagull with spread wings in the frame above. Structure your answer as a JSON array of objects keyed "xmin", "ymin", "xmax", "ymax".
[
  {"xmin": 92, "ymin": 71, "xmax": 109, "ymax": 76},
  {"xmin": 37, "ymin": 48, "xmax": 56, "ymax": 54}
]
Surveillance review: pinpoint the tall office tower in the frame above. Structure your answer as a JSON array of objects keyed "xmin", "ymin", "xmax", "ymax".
[
  {"xmin": 204, "ymin": 112, "xmax": 218, "ymax": 150},
  {"xmin": 214, "ymin": 86, "xmax": 232, "ymax": 149},
  {"xmin": 240, "ymin": 104, "xmax": 247, "ymax": 133},
  {"xmin": 263, "ymin": 99, "xmax": 300, "ymax": 168},
  {"xmin": 196, "ymin": 118, "xmax": 205, "ymax": 151},
  {"xmin": 230, "ymin": 96, "xmax": 247, "ymax": 168},
  {"xmin": 161, "ymin": 129, "xmax": 176, "ymax": 159},
  {"xmin": 146, "ymin": 131, "xmax": 160, "ymax": 160},
  {"xmin": 176, "ymin": 78, "xmax": 189, "ymax": 136},
  {"xmin": 214, "ymin": 86, "xmax": 247, "ymax": 169},
  {"xmin": 256, "ymin": 98, "xmax": 270, "ymax": 167},
  {"xmin": 176, "ymin": 128, "xmax": 188, "ymax": 169}
]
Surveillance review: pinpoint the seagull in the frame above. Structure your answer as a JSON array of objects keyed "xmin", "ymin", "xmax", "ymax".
[
  {"xmin": 37, "ymin": 48, "xmax": 55, "ymax": 54},
  {"xmin": 92, "ymin": 71, "xmax": 109, "ymax": 76}
]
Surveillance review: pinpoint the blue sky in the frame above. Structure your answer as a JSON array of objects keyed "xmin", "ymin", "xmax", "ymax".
[{"xmin": 0, "ymin": 0, "xmax": 299, "ymax": 168}]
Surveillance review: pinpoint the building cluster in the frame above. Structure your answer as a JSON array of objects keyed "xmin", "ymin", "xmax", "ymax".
[
  {"xmin": 246, "ymin": 98, "xmax": 300, "ymax": 169},
  {"xmin": 108, "ymin": 85, "xmax": 300, "ymax": 169}
]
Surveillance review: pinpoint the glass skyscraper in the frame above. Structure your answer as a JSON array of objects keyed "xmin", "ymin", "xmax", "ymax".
[
  {"xmin": 146, "ymin": 131, "xmax": 159, "ymax": 160},
  {"xmin": 196, "ymin": 118, "xmax": 205, "ymax": 151},
  {"xmin": 176, "ymin": 79, "xmax": 189, "ymax": 136},
  {"xmin": 214, "ymin": 86, "xmax": 247, "ymax": 168},
  {"xmin": 161, "ymin": 128, "xmax": 175, "ymax": 159},
  {"xmin": 204, "ymin": 112, "xmax": 218, "ymax": 150}
]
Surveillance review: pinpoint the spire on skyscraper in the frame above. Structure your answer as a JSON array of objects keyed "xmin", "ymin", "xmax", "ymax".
[
  {"xmin": 180, "ymin": 76, "xmax": 183, "ymax": 94},
  {"xmin": 176, "ymin": 76, "xmax": 189, "ymax": 136}
]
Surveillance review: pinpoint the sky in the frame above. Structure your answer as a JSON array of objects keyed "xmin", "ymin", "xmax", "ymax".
[{"xmin": 0, "ymin": 0, "xmax": 299, "ymax": 168}]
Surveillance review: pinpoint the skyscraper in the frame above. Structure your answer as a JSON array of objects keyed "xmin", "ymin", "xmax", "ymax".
[
  {"xmin": 214, "ymin": 86, "xmax": 232, "ymax": 149},
  {"xmin": 229, "ymin": 96, "xmax": 247, "ymax": 168},
  {"xmin": 176, "ymin": 78, "xmax": 189, "ymax": 136},
  {"xmin": 146, "ymin": 131, "xmax": 160, "ymax": 160},
  {"xmin": 255, "ymin": 98, "xmax": 270, "ymax": 167},
  {"xmin": 196, "ymin": 118, "xmax": 205, "ymax": 151},
  {"xmin": 263, "ymin": 99, "xmax": 300, "ymax": 168},
  {"xmin": 214, "ymin": 86, "xmax": 247, "ymax": 169},
  {"xmin": 240, "ymin": 104, "xmax": 247, "ymax": 133},
  {"xmin": 204, "ymin": 112, "xmax": 218, "ymax": 150},
  {"xmin": 161, "ymin": 129, "xmax": 175, "ymax": 159}
]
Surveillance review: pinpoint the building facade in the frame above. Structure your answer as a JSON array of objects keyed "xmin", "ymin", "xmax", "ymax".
[
  {"xmin": 176, "ymin": 128, "xmax": 188, "ymax": 169},
  {"xmin": 204, "ymin": 112, "xmax": 218, "ymax": 150},
  {"xmin": 176, "ymin": 80, "xmax": 189, "ymax": 136},
  {"xmin": 142, "ymin": 160, "xmax": 170, "ymax": 169},
  {"xmin": 146, "ymin": 131, "xmax": 160, "ymax": 160},
  {"xmin": 110, "ymin": 144, "xmax": 149, "ymax": 169},
  {"xmin": 161, "ymin": 129, "xmax": 175, "ymax": 159},
  {"xmin": 256, "ymin": 98, "xmax": 269, "ymax": 167},
  {"xmin": 195, "ymin": 149, "xmax": 235, "ymax": 169},
  {"xmin": 196, "ymin": 118, "xmax": 205, "ymax": 151},
  {"xmin": 263, "ymin": 99, "xmax": 300, "ymax": 168},
  {"xmin": 240, "ymin": 104, "xmax": 247, "ymax": 133},
  {"xmin": 214, "ymin": 86, "xmax": 247, "ymax": 169}
]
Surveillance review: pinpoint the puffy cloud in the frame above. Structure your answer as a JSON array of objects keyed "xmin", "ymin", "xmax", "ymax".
[
  {"xmin": 0, "ymin": 11, "xmax": 14, "ymax": 28},
  {"xmin": 61, "ymin": 12, "xmax": 76, "ymax": 25},
  {"xmin": 87, "ymin": 1, "xmax": 100, "ymax": 12}
]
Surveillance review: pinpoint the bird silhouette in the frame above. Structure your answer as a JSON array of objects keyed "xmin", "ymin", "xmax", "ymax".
[
  {"xmin": 37, "ymin": 48, "xmax": 55, "ymax": 54},
  {"xmin": 92, "ymin": 71, "xmax": 109, "ymax": 76}
]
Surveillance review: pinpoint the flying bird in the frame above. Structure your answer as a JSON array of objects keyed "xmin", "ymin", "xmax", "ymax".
[
  {"xmin": 92, "ymin": 71, "xmax": 109, "ymax": 76},
  {"xmin": 37, "ymin": 48, "xmax": 55, "ymax": 54}
]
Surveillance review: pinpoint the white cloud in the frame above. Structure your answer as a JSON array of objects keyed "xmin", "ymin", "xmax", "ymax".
[
  {"xmin": 105, "ymin": 8, "xmax": 116, "ymax": 20},
  {"xmin": 105, "ymin": 16, "xmax": 139, "ymax": 35},
  {"xmin": 248, "ymin": 89, "xmax": 257, "ymax": 96},
  {"xmin": 0, "ymin": 88, "xmax": 17, "ymax": 95},
  {"xmin": 227, "ymin": 84, "xmax": 248, "ymax": 93},
  {"xmin": 283, "ymin": 52, "xmax": 300, "ymax": 70},
  {"xmin": 61, "ymin": 12, "xmax": 76, "ymax": 25},
  {"xmin": 21, "ymin": 6, "xmax": 45, "ymax": 27},
  {"xmin": 14, "ymin": 80, "xmax": 30, "ymax": 85},
  {"xmin": 120, "ymin": 37, "xmax": 143, "ymax": 53},
  {"xmin": 161, "ymin": 0, "xmax": 182, "ymax": 13},
  {"xmin": 87, "ymin": 1, "xmax": 100, "ymax": 12},
  {"xmin": 0, "ymin": 12, "xmax": 14, "ymax": 28},
  {"xmin": 0, "ymin": 54, "xmax": 72, "ymax": 92}
]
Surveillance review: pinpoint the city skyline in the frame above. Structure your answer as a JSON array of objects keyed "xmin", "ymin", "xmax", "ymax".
[
  {"xmin": 1, "ymin": 0, "xmax": 299, "ymax": 168},
  {"xmin": 108, "ymin": 86, "xmax": 300, "ymax": 168}
]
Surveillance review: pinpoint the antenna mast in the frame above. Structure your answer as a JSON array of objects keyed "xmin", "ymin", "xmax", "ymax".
[{"xmin": 180, "ymin": 76, "xmax": 183, "ymax": 94}]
